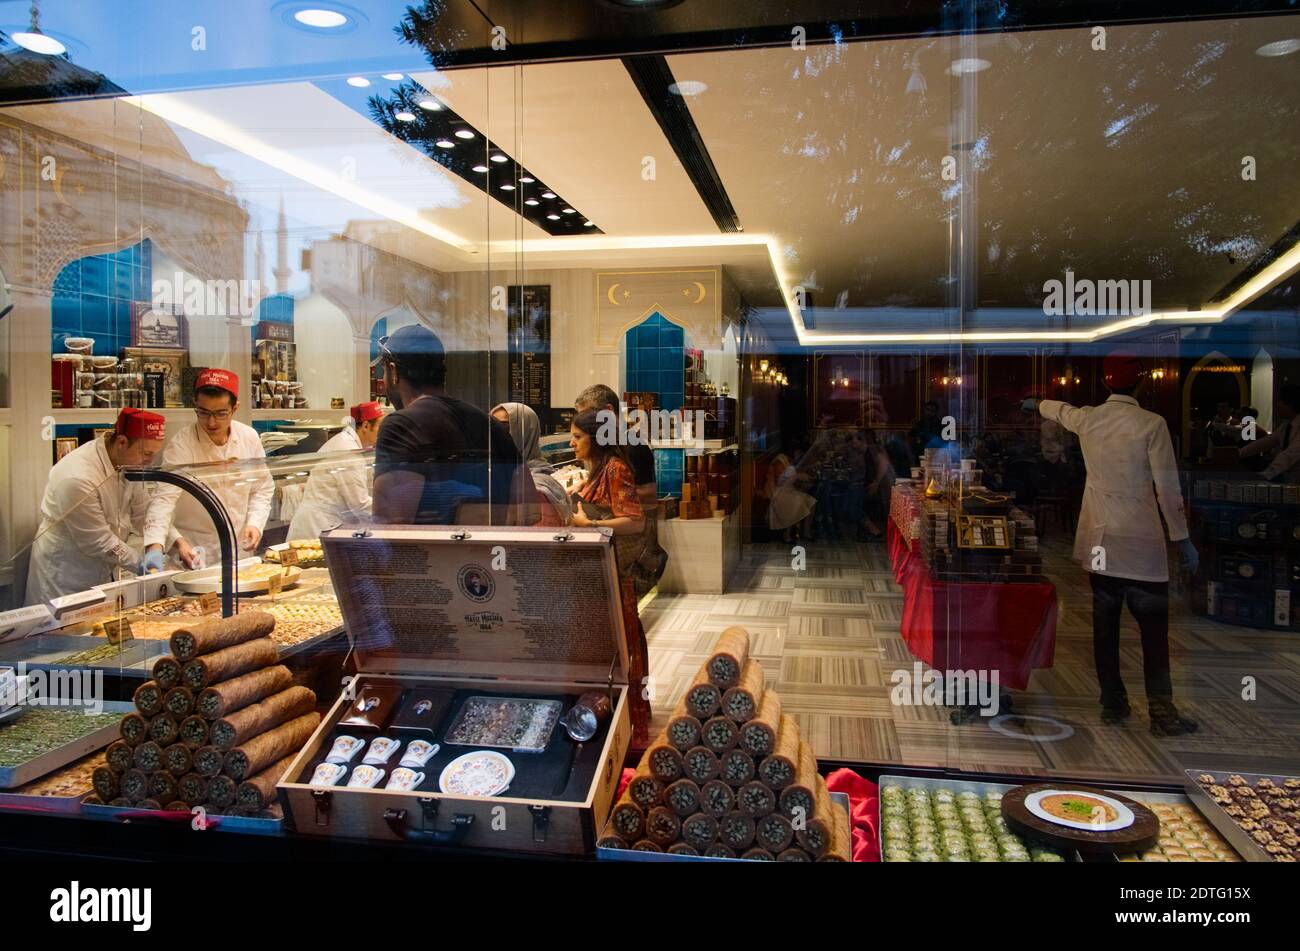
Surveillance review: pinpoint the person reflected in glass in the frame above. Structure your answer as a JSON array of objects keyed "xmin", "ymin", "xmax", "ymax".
[
  {"xmin": 286, "ymin": 401, "xmax": 384, "ymax": 541},
  {"xmin": 568, "ymin": 409, "xmax": 652, "ymax": 745},
  {"xmin": 1239, "ymin": 385, "xmax": 1300, "ymax": 482},
  {"xmin": 491, "ymin": 402, "xmax": 572, "ymax": 526}
]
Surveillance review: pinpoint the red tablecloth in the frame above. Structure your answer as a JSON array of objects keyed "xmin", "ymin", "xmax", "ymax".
[{"xmin": 886, "ymin": 519, "xmax": 1056, "ymax": 691}]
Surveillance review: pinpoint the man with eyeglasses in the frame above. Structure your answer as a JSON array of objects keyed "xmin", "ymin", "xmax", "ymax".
[{"xmin": 142, "ymin": 368, "xmax": 273, "ymax": 569}]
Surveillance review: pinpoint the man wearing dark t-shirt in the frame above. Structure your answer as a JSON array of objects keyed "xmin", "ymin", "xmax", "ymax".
[
  {"xmin": 575, "ymin": 383, "xmax": 657, "ymax": 513},
  {"xmin": 372, "ymin": 325, "xmax": 521, "ymax": 525}
]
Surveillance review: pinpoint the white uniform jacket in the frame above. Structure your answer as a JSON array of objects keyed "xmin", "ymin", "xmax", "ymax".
[
  {"xmin": 1040, "ymin": 394, "xmax": 1188, "ymax": 582},
  {"xmin": 286, "ymin": 426, "xmax": 372, "ymax": 541}
]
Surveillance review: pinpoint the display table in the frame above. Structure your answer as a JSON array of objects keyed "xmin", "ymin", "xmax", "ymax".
[
  {"xmin": 886, "ymin": 519, "xmax": 1057, "ymax": 691},
  {"xmin": 656, "ymin": 510, "xmax": 740, "ymax": 594}
]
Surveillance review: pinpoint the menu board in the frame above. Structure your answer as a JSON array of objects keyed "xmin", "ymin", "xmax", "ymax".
[{"xmin": 508, "ymin": 285, "xmax": 551, "ymax": 421}]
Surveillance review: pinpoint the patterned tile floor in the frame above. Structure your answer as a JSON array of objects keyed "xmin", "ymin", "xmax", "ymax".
[{"xmin": 642, "ymin": 536, "xmax": 1300, "ymax": 784}]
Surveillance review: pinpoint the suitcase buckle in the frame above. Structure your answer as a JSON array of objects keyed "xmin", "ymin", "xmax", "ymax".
[
  {"xmin": 450, "ymin": 531, "xmax": 471, "ymax": 541},
  {"xmin": 351, "ymin": 530, "xmax": 372, "ymax": 538},
  {"xmin": 529, "ymin": 804, "xmax": 550, "ymax": 843},
  {"xmin": 312, "ymin": 789, "xmax": 333, "ymax": 826},
  {"xmin": 553, "ymin": 532, "xmax": 573, "ymax": 542}
]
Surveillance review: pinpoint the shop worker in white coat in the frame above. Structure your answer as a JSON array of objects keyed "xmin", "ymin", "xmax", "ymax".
[
  {"xmin": 1032, "ymin": 351, "xmax": 1199, "ymax": 736},
  {"xmin": 286, "ymin": 401, "xmax": 384, "ymax": 541},
  {"xmin": 141, "ymin": 369, "xmax": 273, "ymax": 570},
  {"xmin": 25, "ymin": 408, "xmax": 167, "ymax": 605}
]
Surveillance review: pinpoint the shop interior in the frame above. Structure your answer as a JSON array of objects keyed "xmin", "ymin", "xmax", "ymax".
[{"xmin": 0, "ymin": 1, "xmax": 1298, "ymax": 860}]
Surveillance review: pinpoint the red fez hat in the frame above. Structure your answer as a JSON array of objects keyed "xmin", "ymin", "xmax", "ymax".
[
  {"xmin": 1103, "ymin": 351, "xmax": 1143, "ymax": 390},
  {"xmin": 195, "ymin": 367, "xmax": 239, "ymax": 399},
  {"xmin": 350, "ymin": 401, "xmax": 383, "ymax": 422},
  {"xmin": 115, "ymin": 407, "xmax": 166, "ymax": 440}
]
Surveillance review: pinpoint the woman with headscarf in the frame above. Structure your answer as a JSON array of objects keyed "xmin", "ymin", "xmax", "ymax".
[{"xmin": 491, "ymin": 402, "xmax": 572, "ymax": 526}]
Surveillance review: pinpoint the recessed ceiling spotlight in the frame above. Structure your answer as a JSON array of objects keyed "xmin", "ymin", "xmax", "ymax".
[
  {"xmin": 417, "ymin": 99, "xmax": 442, "ymax": 111},
  {"xmin": 435, "ymin": 138, "xmax": 455, "ymax": 148},
  {"xmin": 524, "ymin": 199, "xmax": 540, "ymax": 206},
  {"xmin": 12, "ymin": 31, "xmax": 67, "ymax": 55},
  {"xmin": 346, "ymin": 76, "xmax": 370, "ymax": 87},
  {"xmin": 490, "ymin": 154, "xmax": 508, "ymax": 163},
  {"xmin": 472, "ymin": 164, "xmax": 489, "ymax": 173},
  {"xmin": 668, "ymin": 80, "xmax": 708, "ymax": 96},
  {"xmin": 546, "ymin": 214, "xmax": 561, "ymax": 220},
  {"xmin": 519, "ymin": 176, "xmax": 535, "ymax": 183},
  {"xmin": 541, "ymin": 191, "xmax": 556, "ymax": 199},
  {"xmin": 382, "ymin": 72, "xmax": 404, "ymax": 80},
  {"xmin": 294, "ymin": 9, "xmax": 349, "ymax": 28},
  {"xmin": 583, "ymin": 220, "xmax": 595, "ymax": 227},
  {"xmin": 500, "ymin": 184, "xmax": 515, "ymax": 191},
  {"xmin": 1256, "ymin": 39, "xmax": 1300, "ymax": 57},
  {"xmin": 394, "ymin": 111, "xmax": 416, "ymax": 122},
  {"xmin": 453, "ymin": 129, "xmax": 475, "ymax": 140},
  {"xmin": 561, "ymin": 208, "xmax": 576, "ymax": 214},
  {"xmin": 947, "ymin": 58, "xmax": 991, "ymax": 75}
]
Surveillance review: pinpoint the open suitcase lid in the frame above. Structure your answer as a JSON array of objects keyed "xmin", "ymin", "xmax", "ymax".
[{"xmin": 320, "ymin": 526, "xmax": 630, "ymax": 686}]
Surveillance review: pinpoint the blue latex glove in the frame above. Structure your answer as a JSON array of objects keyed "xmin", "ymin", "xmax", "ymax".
[
  {"xmin": 1178, "ymin": 538, "xmax": 1199, "ymax": 576},
  {"xmin": 1021, "ymin": 397, "xmax": 1040, "ymax": 414},
  {"xmin": 140, "ymin": 549, "xmax": 166, "ymax": 575}
]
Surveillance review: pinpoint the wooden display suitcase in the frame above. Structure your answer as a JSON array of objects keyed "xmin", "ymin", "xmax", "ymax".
[{"xmin": 278, "ymin": 526, "xmax": 631, "ymax": 855}]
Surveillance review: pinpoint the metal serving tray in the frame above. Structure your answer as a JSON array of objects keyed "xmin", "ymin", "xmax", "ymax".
[
  {"xmin": 1104, "ymin": 789, "xmax": 1241, "ymax": 862},
  {"xmin": 0, "ymin": 787, "xmax": 91, "ymax": 816},
  {"xmin": 0, "ymin": 634, "xmax": 169, "ymax": 671},
  {"xmin": 1183, "ymin": 769, "xmax": 1298, "ymax": 863},
  {"xmin": 82, "ymin": 801, "xmax": 284, "ymax": 836},
  {"xmin": 597, "ymin": 792, "xmax": 852, "ymax": 863},
  {"xmin": 0, "ymin": 701, "xmax": 134, "ymax": 789},
  {"xmin": 876, "ymin": 773, "xmax": 1078, "ymax": 862}
]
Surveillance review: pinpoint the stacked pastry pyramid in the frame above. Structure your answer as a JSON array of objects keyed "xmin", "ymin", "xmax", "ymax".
[
  {"xmin": 89, "ymin": 611, "xmax": 319, "ymax": 816},
  {"xmin": 600, "ymin": 627, "xmax": 852, "ymax": 861}
]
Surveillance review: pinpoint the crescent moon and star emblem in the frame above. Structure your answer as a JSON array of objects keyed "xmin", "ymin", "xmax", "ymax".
[{"xmin": 606, "ymin": 282, "xmax": 621, "ymax": 306}]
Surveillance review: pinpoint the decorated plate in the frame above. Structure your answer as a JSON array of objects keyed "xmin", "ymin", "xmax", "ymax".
[
  {"xmin": 439, "ymin": 751, "xmax": 514, "ymax": 798},
  {"xmin": 1025, "ymin": 788, "xmax": 1135, "ymax": 832}
]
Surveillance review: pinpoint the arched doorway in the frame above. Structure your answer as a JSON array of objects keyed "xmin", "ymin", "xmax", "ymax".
[{"xmin": 1182, "ymin": 350, "xmax": 1248, "ymax": 458}]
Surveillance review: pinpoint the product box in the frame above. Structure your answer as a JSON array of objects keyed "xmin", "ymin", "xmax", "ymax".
[{"xmin": 278, "ymin": 526, "xmax": 631, "ymax": 855}]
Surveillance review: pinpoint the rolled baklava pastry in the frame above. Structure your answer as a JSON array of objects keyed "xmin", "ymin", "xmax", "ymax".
[
  {"xmin": 645, "ymin": 806, "xmax": 681, "ymax": 846},
  {"xmin": 162, "ymin": 743, "xmax": 194, "ymax": 777},
  {"xmin": 119, "ymin": 713, "xmax": 148, "ymax": 747},
  {"xmin": 684, "ymin": 666, "xmax": 722, "ymax": 720},
  {"xmin": 164, "ymin": 801, "xmax": 189, "ymax": 812},
  {"xmin": 706, "ymin": 627, "xmax": 750, "ymax": 689},
  {"xmin": 627, "ymin": 761, "xmax": 665, "ymax": 811},
  {"xmin": 194, "ymin": 745, "xmax": 225, "ymax": 777},
  {"xmin": 666, "ymin": 698, "xmax": 702, "ymax": 752},
  {"xmin": 132, "ymin": 740, "xmax": 163, "ymax": 774},
  {"xmin": 741, "ymin": 847, "xmax": 775, "ymax": 861},
  {"xmin": 148, "ymin": 713, "xmax": 179, "ymax": 747},
  {"xmin": 596, "ymin": 834, "xmax": 629, "ymax": 851},
  {"xmin": 718, "ymin": 811, "xmax": 756, "ymax": 851},
  {"xmin": 796, "ymin": 776, "xmax": 834, "ymax": 858},
  {"xmin": 755, "ymin": 812, "xmax": 794, "ymax": 852},
  {"xmin": 705, "ymin": 844, "xmax": 737, "ymax": 859},
  {"xmin": 196, "ymin": 665, "xmax": 294, "ymax": 720},
  {"xmin": 234, "ymin": 754, "xmax": 297, "ymax": 813},
  {"xmin": 647, "ymin": 734, "xmax": 684, "ymax": 784},
  {"xmin": 132, "ymin": 680, "xmax": 164, "ymax": 718},
  {"xmin": 681, "ymin": 813, "xmax": 718, "ymax": 851},
  {"xmin": 170, "ymin": 612, "xmax": 276, "ymax": 663},
  {"xmin": 206, "ymin": 774, "xmax": 237, "ymax": 808},
  {"xmin": 106, "ymin": 740, "xmax": 134, "ymax": 774},
  {"xmin": 211, "ymin": 686, "xmax": 316, "ymax": 750},
  {"xmin": 152, "ymin": 657, "xmax": 182, "ymax": 692},
  {"xmin": 119, "ymin": 768, "xmax": 149, "ymax": 802},
  {"xmin": 682, "ymin": 746, "xmax": 720, "ymax": 785},
  {"xmin": 719, "ymin": 748, "xmax": 756, "ymax": 788},
  {"xmin": 181, "ymin": 637, "xmax": 278, "ymax": 690},
  {"xmin": 738, "ymin": 780, "xmax": 777, "ymax": 818},
  {"xmin": 148, "ymin": 770, "xmax": 177, "ymax": 804},
  {"xmin": 721, "ymin": 659, "xmax": 764, "ymax": 723},
  {"xmin": 222, "ymin": 712, "xmax": 320, "ymax": 781},
  {"xmin": 667, "ymin": 843, "xmax": 699, "ymax": 856},
  {"xmin": 179, "ymin": 715, "xmax": 210, "ymax": 749},
  {"xmin": 757, "ymin": 714, "xmax": 800, "ymax": 790},
  {"xmin": 739, "ymin": 691, "xmax": 783, "ymax": 758},
  {"xmin": 818, "ymin": 802, "xmax": 852, "ymax": 862},
  {"xmin": 163, "ymin": 687, "xmax": 195, "ymax": 719},
  {"xmin": 91, "ymin": 766, "xmax": 120, "ymax": 801},
  {"xmin": 701, "ymin": 716, "xmax": 739, "ymax": 753},
  {"xmin": 664, "ymin": 778, "xmax": 702, "ymax": 817},
  {"xmin": 177, "ymin": 773, "xmax": 208, "ymax": 806},
  {"xmin": 135, "ymin": 799, "xmax": 162, "ymax": 811},
  {"xmin": 609, "ymin": 794, "xmax": 646, "ymax": 841},
  {"xmin": 778, "ymin": 740, "xmax": 818, "ymax": 821},
  {"xmin": 631, "ymin": 840, "xmax": 662, "ymax": 852},
  {"xmin": 701, "ymin": 779, "xmax": 735, "ymax": 818},
  {"xmin": 778, "ymin": 847, "xmax": 812, "ymax": 862}
]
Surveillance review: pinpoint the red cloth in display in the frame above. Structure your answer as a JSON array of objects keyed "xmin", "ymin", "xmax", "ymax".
[
  {"xmin": 886, "ymin": 519, "xmax": 1057, "ymax": 691},
  {"xmin": 825, "ymin": 768, "xmax": 881, "ymax": 863}
]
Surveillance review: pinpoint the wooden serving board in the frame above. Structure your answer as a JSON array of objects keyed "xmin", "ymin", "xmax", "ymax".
[{"xmin": 1002, "ymin": 783, "xmax": 1158, "ymax": 855}]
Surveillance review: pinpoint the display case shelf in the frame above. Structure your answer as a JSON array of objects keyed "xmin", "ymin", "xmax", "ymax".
[
  {"xmin": 47, "ymin": 407, "xmax": 198, "ymax": 425},
  {"xmin": 250, "ymin": 408, "xmax": 346, "ymax": 421}
]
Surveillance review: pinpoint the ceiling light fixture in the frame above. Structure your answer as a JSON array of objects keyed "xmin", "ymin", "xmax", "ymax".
[
  {"xmin": 668, "ymin": 80, "xmax": 708, "ymax": 96},
  {"xmin": 547, "ymin": 214, "xmax": 560, "ymax": 220},
  {"xmin": 394, "ymin": 111, "xmax": 416, "ymax": 122},
  {"xmin": 382, "ymin": 72, "xmax": 404, "ymax": 80},
  {"xmin": 11, "ymin": 31, "xmax": 66, "ymax": 55},
  {"xmin": 947, "ymin": 58, "xmax": 991, "ymax": 75},
  {"xmin": 490, "ymin": 154, "xmax": 508, "ymax": 163},
  {"xmin": 500, "ymin": 184, "xmax": 515, "ymax": 191},
  {"xmin": 417, "ymin": 99, "xmax": 442, "ymax": 110},
  {"xmin": 294, "ymin": 9, "xmax": 349, "ymax": 28},
  {"xmin": 541, "ymin": 191, "xmax": 556, "ymax": 199},
  {"xmin": 453, "ymin": 129, "xmax": 475, "ymax": 140},
  {"xmin": 584, "ymin": 220, "xmax": 595, "ymax": 227},
  {"xmin": 435, "ymin": 138, "xmax": 455, "ymax": 148},
  {"xmin": 519, "ymin": 176, "xmax": 535, "ymax": 183},
  {"xmin": 561, "ymin": 208, "xmax": 576, "ymax": 214},
  {"xmin": 472, "ymin": 165, "xmax": 489, "ymax": 173},
  {"xmin": 524, "ymin": 199, "xmax": 539, "ymax": 206},
  {"xmin": 1256, "ymin": 39, "xmax": 1300, "ymax": 57},
  {"xmin": 346, "ymin": 76, "xmax": 370, "ymax": 87}
]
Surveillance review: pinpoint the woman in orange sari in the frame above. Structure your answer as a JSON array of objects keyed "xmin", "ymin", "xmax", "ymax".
[{"xmin": 569, "ymin": 409, "xmax": 653, "ymax": 746}]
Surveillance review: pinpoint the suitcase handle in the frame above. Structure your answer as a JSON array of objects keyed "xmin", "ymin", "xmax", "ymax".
[{"xmin": 383, "ymin": 805, "xmax": 474, "ymax": 845}]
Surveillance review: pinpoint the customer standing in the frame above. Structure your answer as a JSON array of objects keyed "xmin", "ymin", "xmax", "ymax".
[
  {"xmin": 568, "ymin": 408, "xmax": 652, "ymax": 744},
  {"xmin": 1239, "ymin": 384, "xmax": 1300, "ymax": 482},
  {"xmin": 142, "ymin": 369, "xmax": 272, "ymax": 569},
  {"xmin": 1034, "ymin": 351, "xmax": 1199, "ymax": 736},
  {"xmin": 286, "ymin": 401, "xmax": 384, "ymax": 540},
  {"xmin": 491, "ymin": 401, "xmax": 572, "ymax": 526},
  {"xmin": 370, "ymin": 325, "xmax": 521, "ymax": 525}
]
